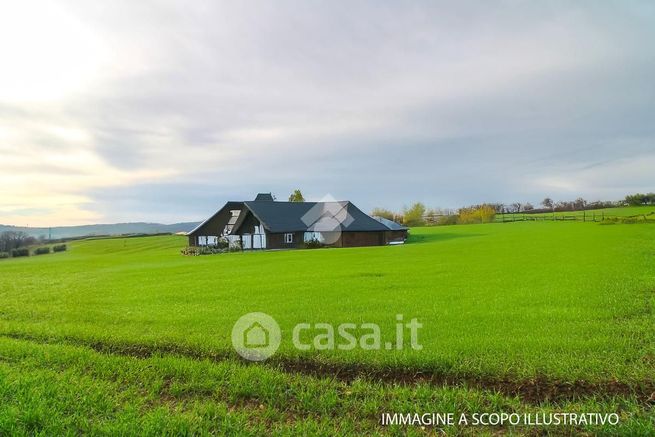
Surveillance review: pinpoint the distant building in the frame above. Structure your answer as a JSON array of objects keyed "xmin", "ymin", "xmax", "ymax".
[{"xmin": 187, "ymin": 193, "xmax": 408, "ymax": 249}]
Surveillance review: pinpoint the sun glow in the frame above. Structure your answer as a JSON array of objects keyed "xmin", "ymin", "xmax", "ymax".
[{"xmin": 0, "ymin": 1, "xmax": 108, "ymax": 102}]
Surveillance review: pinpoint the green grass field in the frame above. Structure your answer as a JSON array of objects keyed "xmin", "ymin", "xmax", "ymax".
[
  {"xmin": 1, "ymin": 222, "xmax": 654, "ymax": 435},
  {"xmin": 498, "ymin": 205, "xmax": 655, "ymax": 222}
]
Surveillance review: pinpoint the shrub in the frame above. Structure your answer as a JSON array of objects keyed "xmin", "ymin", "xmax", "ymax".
[
  {"xmin": 181, "ymin": 245, "xmax": 230, "ymax": 256},
  {"xmin": 304, "ymin": 238, "xmax": 323, "ymax": 249},
  {"xmin": 436, "ymin": 215, "xmax": 458, "ymax": 226},
  {"xmin": 53, "ymin": 244, "xmax": 67, "ymax": 252},
  {"xmin": 181, "ymin": 247, "xmax": 201, "ymax": 256},
  {"xmin": 228, "ymin": 241, "xmax": 242, "ymax": 252},
  {"xmin": 200, "ymin": 246, "xmax": 226, "ymax": 255},
  {"xmin": 0, "ymin": 252, "xmax": 9, "ymax": 259},
  {"xmin": 458, "ymin": 204, "xmax": 496, "ymax": 224},
  {"xmin": 11, "ymin": 248, "xmax": 29, "ymax": 257},
  {"xmin": 34, "ymin": 247, "xmax": 51, "ymax": 255},
  {"xmin": 371, "ymin": 208, "xmax": 395, "ymax": 221}
]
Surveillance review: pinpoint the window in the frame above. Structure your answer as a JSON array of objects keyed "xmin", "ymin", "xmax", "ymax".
[
  {"xmin": 225, "ymin": 210, "xmax": 241, "ymax": 233},
  {"xmin": 304, "ymin": 232, "xmax": 324, "ymax": 243},
  {"xmin": 284, "ymin": 233, "xmax": 294, "ymax": 244}
]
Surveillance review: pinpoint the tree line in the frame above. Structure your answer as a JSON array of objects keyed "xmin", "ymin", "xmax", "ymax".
[
  {"xmin": 624, "ymin": 193, "xmax": 655, "ymax": 206},
  {"xmin": 0, "ymin": 231, "xmax": 67, "ymax": 259},
  {"xmin": 0, "ymin": 231, "xmax": 37, "ymax": 253},
  {"xmin": 370, "ymin": 191, "xmax": 654, "ymax": 227}
]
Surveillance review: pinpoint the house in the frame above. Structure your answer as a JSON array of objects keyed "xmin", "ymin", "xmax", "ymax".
[{"xmin": 187, "ymin": 193, "xmax": 408, "ymax": 250}]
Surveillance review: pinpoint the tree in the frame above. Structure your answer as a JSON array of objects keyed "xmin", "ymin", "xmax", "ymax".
[
  {"xmin": 511, "ymin": 202, "xmax": 522, "ymax": 213},
  {"xmin": 542, "ymin": 198, "xmax": 554, "ymax": 210},
  {"xmin": 523, "ymin": 202, "xmax": 534, "ymax": 211},
  {"xmin": 0, "ymin": 231, "xmax": 33, "ymax": 253},
  {"xmin": 457, "ymin": 204, "xmax": 496, "ymax": 224},
  {"xmin": 371, "ymin": 208, "xmax": 395, "ymax": 221},
  {"xmin": 625, "ymin": 193, "xmax": 655, "ymax": 206},
  {"xmin": 424, "ymin": 208, "xmax": 440, "ymax": 225},
  {"xmin": 556, "ymin": 200, "xmax": 576, "ymax": 211},
  {"xmin": 574, "ymin": 197, "xmax": 587, "ymax": 210},
  {"xmin": 288, "ymin": 189, "xmax": 305, "ymax": 202},
  {"xmin": 402, "ymin": 202, "xmax": 426, "ymax": 227}
]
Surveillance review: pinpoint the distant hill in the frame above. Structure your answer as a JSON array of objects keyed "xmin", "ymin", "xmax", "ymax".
[{"xmin": 0, "ymin": 222, "xmax": 201, "ymax": 239}]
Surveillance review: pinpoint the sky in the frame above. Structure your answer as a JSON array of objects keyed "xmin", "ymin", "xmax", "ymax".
[{"xmin": 1, "ymin": 0, "xmax": 654, "ymax": 226}]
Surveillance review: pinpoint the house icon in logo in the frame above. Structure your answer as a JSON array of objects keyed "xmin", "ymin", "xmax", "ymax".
[
  {"xmin": 232, "ymin": 312, "xmax": 281, "ymax": 361},
  {"xmin": 244, "ymin": 321, "xmax": 269, "ymax": 348}
]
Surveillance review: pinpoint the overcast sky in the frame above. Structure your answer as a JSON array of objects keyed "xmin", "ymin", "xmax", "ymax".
[{"xmin": 1, "ymin": 1, "xmax": 654, "ymax": 226}]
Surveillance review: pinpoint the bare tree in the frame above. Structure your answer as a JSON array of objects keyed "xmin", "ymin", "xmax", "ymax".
[
  {"xmin": 542, "ymin": 198, "xmax": 554, "ymax": 210},
  {"xmin": 574, "ymin": 197, "xmax": 587, "ymax": 210},
  {"xmin": 0, "ymin": 231, "xmax": 33, "ymax": 253}
]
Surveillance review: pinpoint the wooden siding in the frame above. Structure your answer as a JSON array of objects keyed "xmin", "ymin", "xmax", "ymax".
[
  {"xmin": 267, "ymin": 231, "xmax": 305, "ymax": 249},
  {"xmin": 386, "ymin": 230, "xmax": 408, "ymax": 243},
  {"xmin": 341, "ymin": 231, "xmax": 385, "ymax": 247},
  {"xmin": 266, "ymin": 231, "xmax": 393, "ymax": 249}
]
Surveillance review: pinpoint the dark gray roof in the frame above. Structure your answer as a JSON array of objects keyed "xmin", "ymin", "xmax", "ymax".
[
  {"xmin": 187, "ymin": 201, "xmax": 243, "ymax": 235},
  {"xmin": 242, "ymin": 201, "xmax": 390, "ymax": 233},
  {"xmin": 254, "ymin": 193, "xmax": 274, "ymax": 201},
  {"xmin": 372, "ymin": 216, "xmax": 408, "ymax": 231}
]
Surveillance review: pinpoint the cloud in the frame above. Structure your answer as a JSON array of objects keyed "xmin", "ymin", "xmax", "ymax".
[{"xmin": 1, "ymin": 1, "xmax": 654, "ymax": 225}]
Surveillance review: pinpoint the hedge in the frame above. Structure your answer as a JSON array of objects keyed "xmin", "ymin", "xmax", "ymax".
[
  {"xmin": 11, "ymin": 248, "xmax": 29, "ymax": 257},
  {"xmin": 34, "ymin": 247, "xmax": 51, "ymax": 255}
]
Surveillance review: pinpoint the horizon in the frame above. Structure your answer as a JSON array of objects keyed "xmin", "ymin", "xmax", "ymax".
[
  {"xmin": 2, "ymin": 1, "xmax": 654, "ymax": 227},
  {"xmin": 0, "ymin": 190, "xmax": 641, "ymax": 229}
]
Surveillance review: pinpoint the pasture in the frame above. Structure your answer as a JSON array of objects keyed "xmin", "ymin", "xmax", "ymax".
[
  {"xmin": 498, "ymin": 205, "xmax": 655, "ymax": 222},
  {"xmin": 0, "ymin": 222, "xmax": 653, "ymax": 435}
]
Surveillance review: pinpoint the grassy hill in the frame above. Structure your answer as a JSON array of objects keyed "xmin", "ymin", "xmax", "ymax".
[
  {"xmin": 0, "ymin": 222, "xmax": 653, "ymax": 434},
  {"xmin": 498, "ymin": 205, "xmax": 655, "ymax": 221},
  {"xmin": 0, "ymin": 221, "xmax": 200, "ymax": 239}
]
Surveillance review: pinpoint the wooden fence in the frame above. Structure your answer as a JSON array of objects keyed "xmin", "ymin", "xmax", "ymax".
[{"xmin": 495, "ymin": 211, "xmax": 655, "ymax": 223}]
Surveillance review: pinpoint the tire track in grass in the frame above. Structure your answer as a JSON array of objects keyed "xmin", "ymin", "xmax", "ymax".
[
  {"xmin": 5, "ymin": 336, "xmax": 650, "ymax": 437},
  {"xmin": 1, "ymin": 332, "xmax": 653, "ymax": 405}
]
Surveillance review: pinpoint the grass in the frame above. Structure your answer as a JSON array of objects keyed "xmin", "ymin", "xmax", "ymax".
[
  {"xmin": 1, "ymin": 222, "xmax": 654, "ymax": 434},
  {"xmin": 498, "ymin": 205, "xmax": 655, "ymax": 221}
]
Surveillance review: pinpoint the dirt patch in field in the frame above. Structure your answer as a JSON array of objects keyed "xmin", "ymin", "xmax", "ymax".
[
  {"xmin": 2, "ymin": 332, "xmax": 653, "ymax": 405},
  {"xmin": 270, "ymin": 358, "xmax": 655, "ymax": 406}
]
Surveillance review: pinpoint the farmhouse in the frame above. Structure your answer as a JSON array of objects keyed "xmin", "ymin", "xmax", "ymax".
[{"xmin": 187, "ymin": 193, "xmax": 408, "ymax": 250}]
